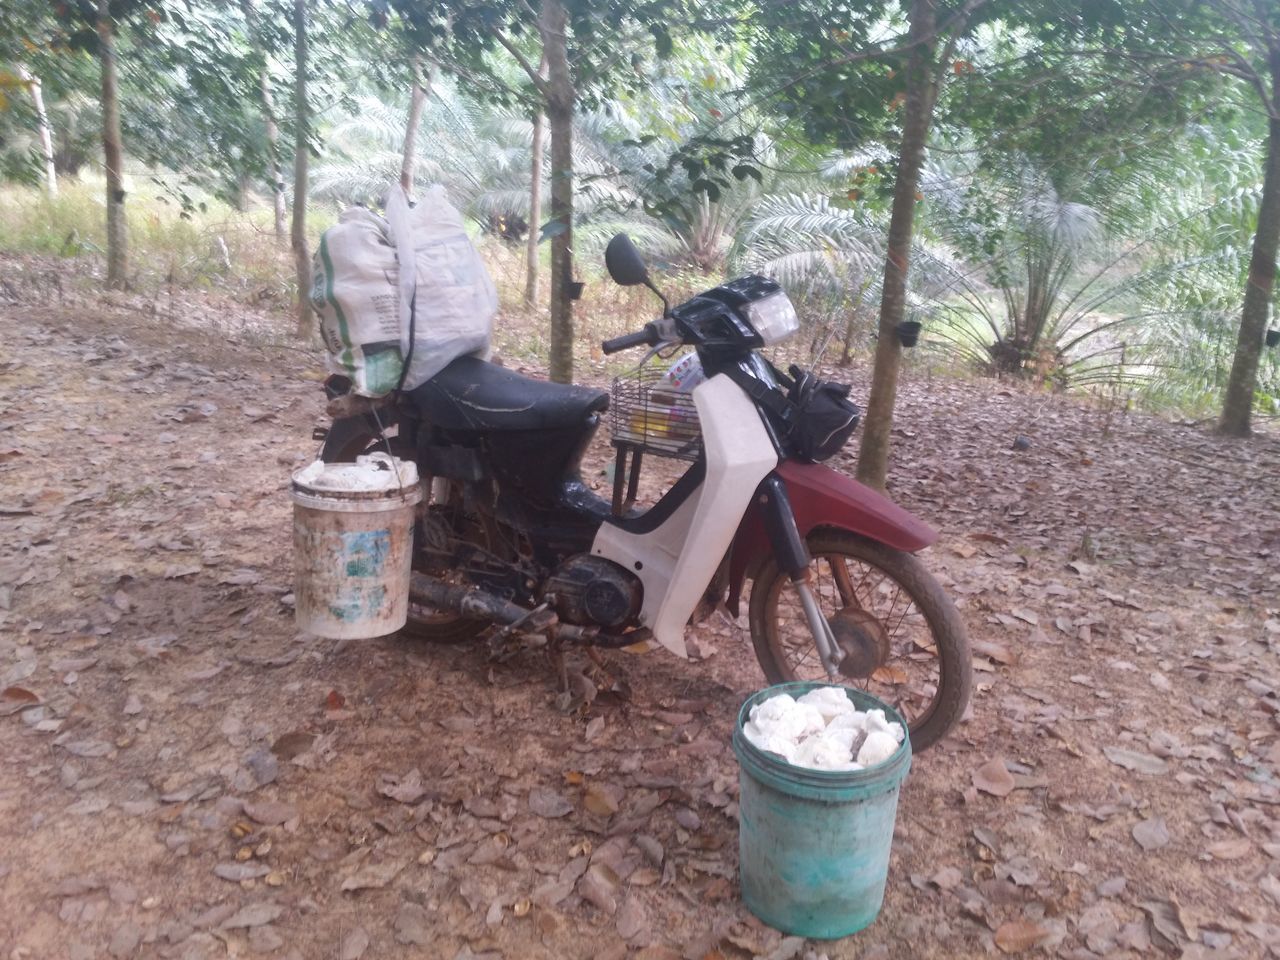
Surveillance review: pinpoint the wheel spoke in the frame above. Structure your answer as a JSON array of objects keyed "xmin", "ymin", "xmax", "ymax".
[{"xmin": 758, "ymin": 543, "xmax": 947, "ymax": 733}]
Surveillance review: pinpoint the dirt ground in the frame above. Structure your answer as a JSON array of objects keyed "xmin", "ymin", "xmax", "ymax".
[{"xmin": 1, "ymin": 269, "xmax": 1278, "ymax": 960}]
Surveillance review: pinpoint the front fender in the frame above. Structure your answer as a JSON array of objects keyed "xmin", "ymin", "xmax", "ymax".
[{"xmin": 725, "ymin": 460, "xmax": 937, "ymax": 615}]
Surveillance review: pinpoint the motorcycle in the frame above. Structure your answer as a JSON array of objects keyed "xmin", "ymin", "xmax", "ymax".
[{"xmin": 315, "ymin": 234, "xmax": 971, "ymax": 752}]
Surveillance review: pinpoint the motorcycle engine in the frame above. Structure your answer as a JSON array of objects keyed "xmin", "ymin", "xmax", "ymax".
[{"xmin": 544, "ymin": 555, "xmax": 642, "ymax": 628}]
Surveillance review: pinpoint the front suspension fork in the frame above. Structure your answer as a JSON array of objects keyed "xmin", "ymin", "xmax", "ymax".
[{"xmin": 756, "ymin": 474, "xmax": 844, "ymax": 679}]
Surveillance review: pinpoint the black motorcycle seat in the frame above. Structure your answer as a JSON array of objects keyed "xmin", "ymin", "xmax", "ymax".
[{"xmin": 411, "ymin": 356, "xmax": 609, "ymax": 432}]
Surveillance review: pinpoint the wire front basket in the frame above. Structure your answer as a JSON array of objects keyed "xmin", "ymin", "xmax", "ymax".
[{"xmin": 610, "ymin": 365, "xmax": 703, "ymax": 461}]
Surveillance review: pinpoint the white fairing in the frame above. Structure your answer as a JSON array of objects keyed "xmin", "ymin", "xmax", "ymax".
[{"xmin": 590, "ymin": 373, "xmax": 778, "ymax": 657}]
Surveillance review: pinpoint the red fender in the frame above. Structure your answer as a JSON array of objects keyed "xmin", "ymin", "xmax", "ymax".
[{"xmin": 725, "ymin": 460, "xmax": 937, "ymax": 616}]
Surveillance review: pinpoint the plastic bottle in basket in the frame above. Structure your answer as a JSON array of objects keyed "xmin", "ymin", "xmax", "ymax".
[
  {"xmin": 630, "ymin": 388, "xmax": 698, "ymax": 441},
  {"xmin": 663, "ymin": 353, "xmax": 705, "ymax": 392}
]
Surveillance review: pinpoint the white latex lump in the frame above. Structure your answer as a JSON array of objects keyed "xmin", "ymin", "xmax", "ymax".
[
  {"xmin": 743, "ymin": 688, "xmax": 906, "ymax": 771},
  {"xmin": 294, "ymin": 453, "xmax": 418, "ymax": 493}
]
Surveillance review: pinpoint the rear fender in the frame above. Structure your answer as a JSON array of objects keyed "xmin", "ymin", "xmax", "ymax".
[
  {"xmin": 725, "ymin": 460, "xmax": 937, "ymax": 616},
  {"xmin": 319, "ymin": 411, "xmax": 394, "ymax": 462}
]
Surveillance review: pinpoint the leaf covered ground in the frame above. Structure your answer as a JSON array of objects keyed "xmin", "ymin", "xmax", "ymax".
[{"xmin": 1, "ymin": 271, "xmax": 1278, "ymax": 960}]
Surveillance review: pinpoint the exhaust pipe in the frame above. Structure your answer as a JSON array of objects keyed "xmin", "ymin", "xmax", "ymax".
[{"xmin": 408, "ymin": 574, "xmax": 598, "ymax": 642}]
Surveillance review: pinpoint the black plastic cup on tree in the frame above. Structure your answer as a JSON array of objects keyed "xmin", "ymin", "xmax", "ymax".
[
  {"xmin": 1266, "ymin": 328, "xmax": 1280, "ymax": 348},
  {"xmin": 895, "ymin": 320, "xmax": 922, "ymax": 348}
]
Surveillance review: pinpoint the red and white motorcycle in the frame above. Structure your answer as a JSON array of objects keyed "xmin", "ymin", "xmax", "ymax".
[{"xmin": 318, "ymin": 234, "xmax": 971, "ymax": 751}]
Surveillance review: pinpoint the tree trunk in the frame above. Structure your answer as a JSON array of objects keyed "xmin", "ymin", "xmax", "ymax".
[
  {"xmin": 541, "ymin": 0, "xmax": 574, "ymax": 383},
  {"xmin": 291, "ymin": 0, "xmax": 312, "ymax": 337},
  {"xmin": 96, "ymin": 0, "xmax": 127, "ymax": 289},
  {"xmin": 1219, "ymin": 113, "xmax": 1280, "ymax": 436},
  {"xmin": 18, "ymin": 66, "xmax": 57, "ymax": 199},
  {"xmin": 855, "ymin": 0, "xmax": 937, "ymax": 491},
  {"xmin": 525, "ymin": 103, "xmax": 545, "ymax": 308},
  {"xmin": 238, "ymin": 1, "xmax": 284, "ymax": 240},
  {"xmin": 399, "ymin": 56, "xmax": 432, "ymax": 195}
]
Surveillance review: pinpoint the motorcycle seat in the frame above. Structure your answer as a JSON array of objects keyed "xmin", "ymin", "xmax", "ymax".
[{"xmin": 411, "ymin": 356, "xmax": 609, "ymax": 432}]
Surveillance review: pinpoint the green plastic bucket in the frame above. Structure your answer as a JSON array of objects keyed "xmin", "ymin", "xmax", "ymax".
[{"xmin": 732, "ymin": 682, "xmax": 912, "ymax": 939}]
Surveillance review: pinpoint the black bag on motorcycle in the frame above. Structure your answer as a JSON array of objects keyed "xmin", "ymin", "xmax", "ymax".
[
  {"xmin": 782, "ymin": 366, "xmax": 861, "ymax": 462},
  {"xmin": 725, "ymin": 362, "xmax": 861, "ymax": 463}
]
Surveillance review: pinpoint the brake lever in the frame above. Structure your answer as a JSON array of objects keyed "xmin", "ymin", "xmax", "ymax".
[{"xmin": 637, "ymin": 341, "xmax": 676, "ymax": 367}]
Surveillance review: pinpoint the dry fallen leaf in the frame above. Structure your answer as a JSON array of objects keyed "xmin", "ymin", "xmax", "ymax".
[
  {"xmin": 340, "ymin": 859, "xmax": 406, "ymax": 892},
  {"xmin": 528, "ymin": 787, "xmax": 573, "ymax": 819},
  {"xmin": 577, "ymin": 862, "xmax": 619, "ymax": 915},
  {"xmin": 871, "ymin": 664, "xmax": 908, "ymax": 684},
  {"xmin": 218, "ymin": 902, "xmax": 283, "ymax": 930},
  {"xmin": 1103, "ymin": 746, "xmax": 1170, "ymax": 776},
  {"xmin": 1132, "ymin": 817, "xmax": 1170, "ymax": 851},
  {"xmin": 271, "ymin": 731, "xmax": 315, "ymax": 760},
  {"xmin": 243, "ymin": 800, "xmax": 298, "ymax": 826},
  {"xmin": 1140, "ymin": 899, "xmax": 1194, "ymax": 950},
  {"xmin": 378, "ymin": 769, "xmax": 427, "ymax": 805},
  {"xmin": 1205, "ymin": 838, "xmax": 1250, "ymax": 860},
  {"xmin": 931, "ymin": 866, "xmax": 963, "ymax": 890},
  {"xmin": 972, "ymin": 758, "xmax": 1016, "ymax": 797},
  {"xmin": 615, "ymin": 895, "xmax": 647, "ymax": 940},
  {"xmin": 0, "ymin": 686, "xmax": 40, "ymax": 717},
  {"xmin": 993, "ymin": 919, "xmax": 1050, "ymax": 953},
  {"xmin": 584, "ymin": 783, "xmax": 624, "ymax": 817},
  {"xmin": 339, "ymin": 927, "xmax": 369, "ymax": 960}
]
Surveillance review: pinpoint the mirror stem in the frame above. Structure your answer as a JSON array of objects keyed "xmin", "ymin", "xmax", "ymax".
[{"xmin": 644, "ymin": 279, "xmax": 670, "ymax": 317}]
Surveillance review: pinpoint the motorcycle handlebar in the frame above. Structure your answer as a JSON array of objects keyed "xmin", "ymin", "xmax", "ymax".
[{"xmin": 601, "ymin": 324, "xmax": 659, "ymax": 355}]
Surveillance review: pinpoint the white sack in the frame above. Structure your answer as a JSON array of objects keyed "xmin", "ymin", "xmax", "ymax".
[
  {"xmin": 386, "ymin": 184, "xmax": 496, "ymax": 390},
  {"xmin": 310, "ymin": 207, "xmax": 403, "ymax": 397}
]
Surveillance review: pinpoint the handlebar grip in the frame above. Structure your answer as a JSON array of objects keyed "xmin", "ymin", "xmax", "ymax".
[{"xmin": 601, "ymin": 325, "xmax": 657, "ymax": 355}]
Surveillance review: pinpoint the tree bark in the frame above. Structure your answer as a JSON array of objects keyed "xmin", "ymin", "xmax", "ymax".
[
  {"xmin": 541, "ymin": 0, "xmax": 574, "ymax": 383},
  {"xmin": 17, "ymin": 66, "xmax": 57, "ymax": 199},
  {"xmin": 266, "ymin": 80, "xmax": 286, "ymax": 241},
  {"xmin": 96, "ymin": 0, "xmax": 127, "ymax": 289},
  {"xmin": 399, "ymin": 56, "xmax": 432, "ymax": 195},
  {"xmin": 855, "ymin": 0, "xmax": 938, "ymax": 491},
  {"xmin": 291, "ymin": 0, "xmax": 312, "ymax": 337},
  {"xmin": 525, "ymin": 95, "xmax": 545, "ymax": 308},
  {"xmin": 239, "ymin": 0, "xmax": 285, "ymax": 241},
  {"xmin": 1219, "ymin": 112, "xmax": 1280, "ymax": 436}
]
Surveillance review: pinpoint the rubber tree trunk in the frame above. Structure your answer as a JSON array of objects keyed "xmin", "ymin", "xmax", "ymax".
[
  {"xmin": 96, "ymin": 0, "xmax": 127, "ymax": 290},
  {"xmin": 399, "ymin": 56, "xmax": 431, "ymax": 195},
  {"xmin": 18, "ymin": 67, "xmax": 57, "ymax": 199},
  {"xmin": 541, "ymin": 0, "xmax": 574, "ymax": 383},
  {"xmin": 525, "ymin": 105, "xmax": 545, "ymax": 308},
  {"xmin": 291, "ymin": 0, "xmax": 312, "ymax": 337},
  {"xmin": 265, "ymin": 76, "xmax": 286, "ymax": 242},
  {"xmin": 855, "ymin": 0, "xmax": 938, "ymax": 491},
  {"xmin": 239, "ymin": 0, "xmax": 284, "ymax": 241},
  {"xmin": 1219, "ymin": 112, "xmax": 1280, "ymax": 436}
]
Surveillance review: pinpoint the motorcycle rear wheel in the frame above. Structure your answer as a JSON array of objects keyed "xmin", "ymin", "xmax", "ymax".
[
  {"xmin": 324, "ymin": 428, "xmax": 487, "ymax": 644},
  {"xmin": 747, "ymin": 529, "xmax": 971, "ymax": 753}
]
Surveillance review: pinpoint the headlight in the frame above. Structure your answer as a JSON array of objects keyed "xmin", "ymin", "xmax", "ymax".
[{"xmin": 744, "ymin": 291, "xmax": 799, "ymax": 345}]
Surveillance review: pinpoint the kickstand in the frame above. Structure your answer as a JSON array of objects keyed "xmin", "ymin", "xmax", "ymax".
[
  {"xmin": 584, "ymin": 646, "xmax": 616, "ymax": 691},
  {"xmin": 547, "ymin": 643, "xmax": 569, "ymax": 694}
]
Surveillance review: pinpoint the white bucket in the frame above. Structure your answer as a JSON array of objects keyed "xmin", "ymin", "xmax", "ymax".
[{"xmin": 290, "ymin": 455, "xmax": 422, "ymax": 639}]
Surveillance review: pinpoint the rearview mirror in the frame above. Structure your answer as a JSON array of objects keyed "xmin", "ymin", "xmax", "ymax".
[{"xmin": 605, "ymin": 233, "xmax": 650, "ymax": 287}]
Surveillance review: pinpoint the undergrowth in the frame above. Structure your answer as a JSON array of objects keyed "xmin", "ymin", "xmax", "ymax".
[{"xmin": 1, "ymin": 181, "xmax": 1273, "ymax": 425}]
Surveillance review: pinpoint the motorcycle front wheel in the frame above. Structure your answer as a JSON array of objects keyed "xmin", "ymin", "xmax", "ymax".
[{"xmin": 747, "ymin": 529, "xmax": 971, "ymax": 753}]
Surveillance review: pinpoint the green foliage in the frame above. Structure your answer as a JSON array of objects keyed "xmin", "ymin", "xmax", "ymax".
[
  {"xmin": 0, "ymin": 179, "xmax": 291, "ymax": 292},
  {"xmin": 0, "ymin": 0, "xmax": 1277, "ymax": 422}
]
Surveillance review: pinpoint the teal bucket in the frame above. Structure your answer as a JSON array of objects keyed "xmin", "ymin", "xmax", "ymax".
[{"xmin": 732, "ymin": 682, "xmax": 912, "ymax": 939}]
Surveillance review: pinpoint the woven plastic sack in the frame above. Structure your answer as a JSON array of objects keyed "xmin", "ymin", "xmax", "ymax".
[
  {"xmin": 386, "ymin": 184, "xmax": 496, "ymax": 390},
  {"xmin": 310, "ymin": 207, "xmax": 404, "ymax": 396}
]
